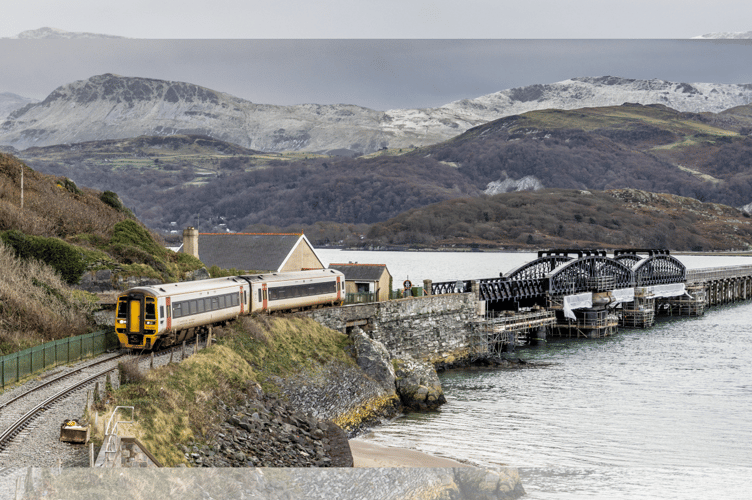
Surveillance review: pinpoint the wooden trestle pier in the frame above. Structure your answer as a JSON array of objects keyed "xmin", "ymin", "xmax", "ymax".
[{"xmin": 430, "ymin": 249, "xmax": 752, "ymax": 358}]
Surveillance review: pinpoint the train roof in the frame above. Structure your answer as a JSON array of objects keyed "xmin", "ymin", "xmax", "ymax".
[
  {"xmin": 239, "ymin": 269, "xmax": 343, "ymax": 283},
  {"xmin": 120, "ymin": 270, "xmax": 344, "ymax": 297},
  {"xmin": 121, "ymin": 276, "xmax": 246, "ymax": 296}
]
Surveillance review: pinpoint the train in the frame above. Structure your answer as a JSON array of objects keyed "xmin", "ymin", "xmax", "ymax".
[{"xmin": 115, "ymin": 269, "xmax": 345, "ymax": 350}]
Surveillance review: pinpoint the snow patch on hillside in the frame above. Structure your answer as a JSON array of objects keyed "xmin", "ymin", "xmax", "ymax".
[{"xmin": 485, "ymin": 176, "xmax": 543, "ymax": 195}]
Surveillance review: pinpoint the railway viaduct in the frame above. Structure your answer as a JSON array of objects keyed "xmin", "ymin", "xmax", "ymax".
[{"xmin": 305, "ymin": 249, "xmax": 752, "ymax": 363}]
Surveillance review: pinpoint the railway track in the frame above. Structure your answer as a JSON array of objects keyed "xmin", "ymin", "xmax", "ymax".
[
  {"xmin": 0, "ymin": 352, "xmax": 128, "ymax": 452},
  {"xmin": 0, "ymin": 336, "xmax": 208, "ymax": 463}
]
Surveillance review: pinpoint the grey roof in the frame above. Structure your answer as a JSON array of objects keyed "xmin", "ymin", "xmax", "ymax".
[
  {"xmin": 198, "ymin": 233, "xmax": 306, "ymax": 272},
  {"xmin": 328, "ymin": 263, "xmax": 390, "ymax": 281}
]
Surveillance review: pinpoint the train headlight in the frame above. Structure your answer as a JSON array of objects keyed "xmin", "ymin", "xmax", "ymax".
[{"xmin": 117, "ymin": 320, "xmax": 126, "ymax": 324}]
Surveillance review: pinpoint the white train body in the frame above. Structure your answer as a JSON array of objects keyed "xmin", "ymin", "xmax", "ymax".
[{"xmin": 115, "ymin": 269, "xmax": 344, "ymax": 350}]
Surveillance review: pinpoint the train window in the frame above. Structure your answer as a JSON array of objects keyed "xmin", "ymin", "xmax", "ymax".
[
  {"xmin": 232, "ymin": 293, "xmax": 239, "ymax": 306},
  {"xmin": 145, "ymin": 299, "xmax": 156, "ymax": 320},
  {"xmin": 159, "ymin": 306, "xmax": 164, "ymax": 319},
  {"xmin": 197, "ymin": 299, "xmax": 205, "ymax": 314},
  {"xmin": 117, "ymin": 298, "xmax": 128, "ymax": 318},
  {"xmin": 173, "ymin": 303, "xmax": 182, "ymax": 318},
  {"xmin": 258, "ymin": 290, "xmax": 262, "ymax": 303},
  {"xmin": 189, "ymin": 300, "xmax": 197, "ymax": 314}
]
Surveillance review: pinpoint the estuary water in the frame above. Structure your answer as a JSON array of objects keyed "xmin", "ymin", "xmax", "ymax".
[{"xmin": 318, "ymin": 250, "xmax": 752, "ymax": 500}]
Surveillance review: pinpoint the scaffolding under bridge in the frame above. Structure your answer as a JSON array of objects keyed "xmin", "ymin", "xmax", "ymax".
[{"xmin": 471, "ymin": 310, "xmax": 556, "ymax": 359}]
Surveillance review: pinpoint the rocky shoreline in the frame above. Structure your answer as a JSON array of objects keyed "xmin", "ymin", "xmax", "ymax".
[
  {"xmin": 185, "ymin": 390, "xmax": 354, "ymax": 468},
  {"xmin": 183, "ymin": 326, "xmax": 529, "ymax": 472}
]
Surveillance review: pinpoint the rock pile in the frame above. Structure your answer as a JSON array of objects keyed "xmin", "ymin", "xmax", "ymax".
[
  {"xmin": 184, "ymin": 392, "xmax": 353, "ymax": 468},
  {"xmin": 393, "ymin": 356, "xmax": 447, "ymax": 411}
]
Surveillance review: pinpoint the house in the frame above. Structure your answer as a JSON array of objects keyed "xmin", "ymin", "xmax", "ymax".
[
  {"xmin": 181, "ymin": 227, "xmax": 324, "ymax": 272},
  {"xmin": 328, "ymin": 263, "xmax": 392, "ymax": 302}
]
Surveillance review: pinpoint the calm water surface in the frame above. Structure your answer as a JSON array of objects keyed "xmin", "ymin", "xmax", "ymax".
[{"xmin": 319, "ymin": 250, "xmax": 752, "ymax": 500}]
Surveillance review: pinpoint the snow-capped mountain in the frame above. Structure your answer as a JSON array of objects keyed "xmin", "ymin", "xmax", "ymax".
[
  {"xmin": 4, "ymin": 27, "xmax": 125, "ymax": 39},
  {"xmin": 2, "ymin": 74, "xmax": 752, "ymax": 153},
  {"xmin": 693, "ymin": 31, "xmax": 752, "ymax": 39}
]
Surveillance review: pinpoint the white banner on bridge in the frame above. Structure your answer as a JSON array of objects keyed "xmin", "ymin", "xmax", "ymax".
[
  {"xmin": 639, "ymin": 283, "xmax": 686, "ymax": 299},
  {"xmin": 610, "ymin": 287, "xmax": 635, "ymax": 305},
  {"xmin": 563, "ymin": 292, "xmax": 593, "ymax": 320}
]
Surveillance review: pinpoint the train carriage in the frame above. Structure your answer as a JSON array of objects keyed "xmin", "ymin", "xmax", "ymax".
[
  {"xmin": 241, "ymin": 269, "xmax": 344, "ymax": 313},
  {"xmin": 116, "ymin": 277, "xmax": 249, "ymax": 350},
  {"xmin": 115, "ymin": 269, "xmax": 344, "ymax": 351}
]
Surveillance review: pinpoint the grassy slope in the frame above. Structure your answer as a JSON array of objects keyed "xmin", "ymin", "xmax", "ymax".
[
  {"xmin": 0, "ymin": 153, "xmax": 205, "ymax": 352},
  {"xmin": 101, "ymin": 316, "xmax": 361, "ymax": 466}
]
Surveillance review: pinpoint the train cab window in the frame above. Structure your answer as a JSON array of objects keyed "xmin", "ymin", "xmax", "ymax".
[
  {"xmin": 145, "ymin": 299, "xmax": 156, "ymax": 320},
  {"xmin": 258, "ymin": 290, "xmax": 262, "ymax": 303},
  {"xmin": 159, "ymin": 306, "xmax": 164, "ymax": 319},
  {"xmin": 117, "ymin": 298, "xmax": 128, "ymax": 318}
]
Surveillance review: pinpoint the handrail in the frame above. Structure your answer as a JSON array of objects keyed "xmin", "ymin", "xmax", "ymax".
[{"xmin": 102, "ymin": 406, "xmax": 134, "ymax": 465}]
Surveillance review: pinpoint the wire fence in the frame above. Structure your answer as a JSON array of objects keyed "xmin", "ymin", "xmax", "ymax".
[{"xmin": 0, "ymin": 330, "xmax": 119, "ymax": 388}]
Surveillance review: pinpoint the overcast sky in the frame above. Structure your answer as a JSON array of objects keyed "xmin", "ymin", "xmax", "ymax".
[
  {"xmin": 1, "ymin": 2, "xmax": 752, "ymax": 111},
  {"xmin": 2, "ymin": 0, "xmax": 751, "ymax": 39}
]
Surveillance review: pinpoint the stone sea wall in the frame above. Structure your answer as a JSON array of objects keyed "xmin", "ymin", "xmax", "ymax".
[{"xmin": 305, "ymin": 293, "xmax": 479, "ymax": 362}]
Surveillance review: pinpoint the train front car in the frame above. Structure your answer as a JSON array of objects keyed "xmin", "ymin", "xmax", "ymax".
[
  {"xmin": 116, "ymin": 277, "xmax": 250, "ymax": 351},
  {"xmin": 116, "ymin": 288, "xmax": 163, "ymax": 350}
]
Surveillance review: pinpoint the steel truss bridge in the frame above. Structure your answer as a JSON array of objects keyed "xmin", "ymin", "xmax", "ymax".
[{"xmin": 431, "ymin": 249, "xmax": 687, "ymax": 308}]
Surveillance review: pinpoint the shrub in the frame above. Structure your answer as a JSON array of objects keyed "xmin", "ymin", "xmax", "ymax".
[
  {"xmin": 110, "ymin": 219, "xmax": 168, "ymax": 260},
  {"xmin": 0, "ymin": 230, "xmax": 87, "ymax": 285}
]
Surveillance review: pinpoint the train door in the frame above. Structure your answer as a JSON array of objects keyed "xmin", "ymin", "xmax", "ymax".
[
  {"xmin": 239, "ymin": 286, "xmax": 245, "ymax": 314},
  {"xmin": 336, "ymin": 275, "xmax": 342, "ymax": 302},
  {"xmin": 262, "ymin": 283, "xmax": 268, "ymax": 311},
  {"xmin": 166, "ymin": 297, "xmax": 172, "ymax": 330},
  {"xmin": 128, "ymin": 295, "xmax": 144, "ymax": 334}
]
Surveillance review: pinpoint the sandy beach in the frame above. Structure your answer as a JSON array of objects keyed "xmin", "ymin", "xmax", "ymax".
[{"xmin": 349, "ymin": 439, "xmax": 470, "ymax": 468}]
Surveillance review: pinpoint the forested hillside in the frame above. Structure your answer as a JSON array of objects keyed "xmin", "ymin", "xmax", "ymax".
[{"xmin": 362, "ymin": 188, "xmax": 752, "ymax": 251}]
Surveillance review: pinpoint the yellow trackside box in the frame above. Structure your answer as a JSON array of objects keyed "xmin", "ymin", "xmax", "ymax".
[{"xmin": 60, "ymin": 420, "xmax": 90, "ymax": 444}]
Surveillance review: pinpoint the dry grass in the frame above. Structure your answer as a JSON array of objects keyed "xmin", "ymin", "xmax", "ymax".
[
  {"xmin": 108, "ymin": 345, "xmax": 258, "ymax": 466},
  {"xmin": 0, "ymin": 242, "xmax": 95, "ymax": 353},
  {"xmin": 103, "ymin": 317, "xmax": 354, "ymax": 465}
]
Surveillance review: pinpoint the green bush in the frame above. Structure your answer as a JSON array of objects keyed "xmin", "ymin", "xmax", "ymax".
[
  {"xmin": 100, "ymin": 190, "xmax": 135, "ymax": 218},
  {"xmin": 0, "ymin": 230, "xmax": 87, "ymax": 285},
  {"xmin": 110, "ymin": 220, "xmax": 167, "ymax": 260}
]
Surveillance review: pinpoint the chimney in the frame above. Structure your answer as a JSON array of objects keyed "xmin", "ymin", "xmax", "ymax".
[{"xmin": 182, "ymin": 227, "xmax": 199, "ymax": 258}]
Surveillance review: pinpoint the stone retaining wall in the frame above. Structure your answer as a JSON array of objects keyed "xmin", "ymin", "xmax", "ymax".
[{"xmin": 304, "ymin": 293, "xmax": 480, "ymax": 361}]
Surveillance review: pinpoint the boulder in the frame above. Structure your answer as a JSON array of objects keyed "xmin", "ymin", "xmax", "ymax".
[
  {"xmin": 351, "ymin": 328, "xmax": 396, "ymax": 396},
  {"xmin": 393, "ymin": 355, "xmax": 446, "ymax": 411}
]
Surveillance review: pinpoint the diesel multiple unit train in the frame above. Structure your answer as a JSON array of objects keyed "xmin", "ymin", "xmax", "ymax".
[{"xmin": 115, "ymin": 269, "xmax": 344, "ymax": 350}]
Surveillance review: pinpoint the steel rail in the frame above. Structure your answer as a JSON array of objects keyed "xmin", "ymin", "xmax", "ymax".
[
  {"xmin": 0, "ymin": 364, "xmax": 119, "ymax": 451},
  {"xmin": 0, "ymin": 352, "xmax": 126, "ymax": 412}
]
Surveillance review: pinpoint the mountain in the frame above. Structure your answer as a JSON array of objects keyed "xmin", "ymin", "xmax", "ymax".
[
  {"xmin": 5, "ymin": 27, "xmax": 126, "ymax": 39},
  {"xmin": 693, "ymin": 31, "xmax": 752, "ymax": 39},
  {"xmin": 18, "ymin": 102, "xmax": 752, "ymax": 235},
  {"xmin": 0, "ymin": 92, "xmax": 37, "ymax": 120},
  {"xmin": 3, "ymin": 74, "xmax": 752, "ymax": 154}
]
